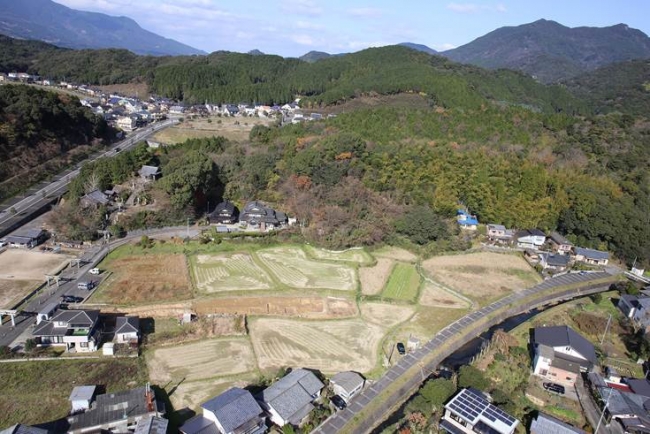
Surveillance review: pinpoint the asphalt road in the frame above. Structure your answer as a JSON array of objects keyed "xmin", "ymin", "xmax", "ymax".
[
  {"xmin": 0, "ymin": 119, "xmax": 177, "ymax": 237},
  {"xmin": 313, "ymin": 271, "xmax": 617, "ymax": 434}
]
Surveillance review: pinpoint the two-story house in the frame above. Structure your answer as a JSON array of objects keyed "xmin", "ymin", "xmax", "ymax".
[
  {"xmin": 209, "ymin": 201, "xmax": 240, "ymax": 225},
  {"xmin": 539, "ymin": 253, "xmax": 571, "ymax": 272},
  {"xmin": 532, "ymin": 325, "xmax": 597, "ymax": 385},
  {"xmin": 618, "ymin": 295, "xmax": 650, "ymax": 332},
  {"xmin": 257, "ymin": 368, "xmax": 324, "ymax": 428},
  {"xmin": 515, "ymin": 229, "xmax": 546, "ymax": 249},
  {"xmin": 330, "ymin": 371, "xmax": 365, "ymax": 403},
  {"xmin": 440, "ymin": 388, "xmax": 519, "ymax": 434},
  {"xmin": 32, "ymin": 310, "xmax": 101, "ymax": 352},
  {"xmin": 457, "ymin": 210, "xmax": 478, "ymax": 231},
  {"xmin": 548, "ymin": 232, "xmax": 573, "ymax": 255},
  {"xmin": 240, "ymin": 201, "xmax": 287, "ymax": 229}
]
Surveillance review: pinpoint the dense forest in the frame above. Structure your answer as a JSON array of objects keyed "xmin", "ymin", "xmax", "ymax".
[{"xmin": 0, "ymin": 85, "xmax": 113, "ymax": 201}]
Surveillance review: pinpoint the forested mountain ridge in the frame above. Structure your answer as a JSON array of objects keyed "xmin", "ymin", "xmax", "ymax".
[
  {"xmin": 0, "ymin": 85, "xmax": 113, "ymax": 201},
  {"xmin": 0, "ymin": 0, "xmax": 205, "ymax": 56},
  {"xmin": 443, "ymin": 19, "xmax": 650, "ymax": 83}
]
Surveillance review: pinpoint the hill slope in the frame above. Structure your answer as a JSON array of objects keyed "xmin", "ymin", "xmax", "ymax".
[
  {"xmin": 443, "ymin": 19, "xmax": 650, "ymax": 83},
  {"xmin": 0, "ymin": 0, "xmax": 205, "ymax": 56},
  {"xmin": 398, "ymin": 42, "xmax": 437, "ymax": 55}
]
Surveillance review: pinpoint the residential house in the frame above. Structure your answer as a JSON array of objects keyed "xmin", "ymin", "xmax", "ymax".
[
  {"xmin": 240, "ymin": 201, "xmax": 287, "ymax": 229},
  {"xmin": 209, "ymin": 201, "xmax": 239, "ymax": 224},
  {"xmin": 117, "ymin": 116, "xmax": 137, "ymax": 131},
  {"xmin": 36, "ymin": 302, "xmax": 59, "ymax": 325},
  {"xmin": 440, "ymin": 388, "xmax": 519, "ymax": 434},
  {"xmin": 539, "ymin": 253, "xmax": 571, "ymax": 272},
  {"xmin": 457, "ymin": 209, "xmax": 478, "ymax": 231},
  {"xmin": 69, "ymin": 385, "xmax": 96, "ymax": 413},
  {"xmin": 574, "ymin": 247, "xmax": 610, "ymax": 266},
  {"xmin": 223, "ymin": 105, "xmax": 239, "ymax": 116},
  {"xmin": 310, "ymin": 113, "xmax": 322, "ymax": 121},
  {"xmin": 115, "ymin": 316, "xmax": 140, "ymax": 344},
  {"xmin": 257, "ymin": 368, "xmax": 324, "ymax": 427},
  {"xmin": 32, "ymin": 310, "xmax": 101, "ymax": 352},
  {"xmin": 139, "ymin": 165, "xmax": 162, "ymax": 181},
  {"xmin": 530, "ymin": 412, "xmax": 586, "ymax": 434},
  {"xmin": 515, "ymin": 229, "xmax": 546, "ymax": 249},
  {"xmin": 330, "ymin": 371, "xmax": 365, "ymax": 403},
  {"xmin": 80, "ymin": 189, "xmax": 110, "ymax": 208},
  {"xmin": 181, "ymin": 387, "xmax": 266, "ymax": 434},
  {"xmin": 134, "ymin": 416, "xmax": 168, "ymax": 434},
  {"xmin": 626, "ymin": 378, "xmax": 650, "ymax": 398},
  {"xmin": 169, "ymin": 105, "xmax": 185, "ymax": 115},
  {"xmin": 548, "ymin": 232, "xmax": 573, "ymax": 255},
  {"xmin": 67, "ymin": 385, "xmax": 164, "ymax": 434},
  {"xmin": 487, "ymin": 224, "xmax": 514, "ymax": 244},
  {"xmin": 0, "ymin": 73, "xmax": 6, "ymax": 82},
  {"xmin": 618, "ymin": 294, "xmax": 650, "ymax": 331},
  {"xmin": 0, "ymin": 425, "xmax": 48, "ymax": 434},
  {"xmin": 532, "ymin": 325, "xmax": 597, "ymax": 385},
  {"xmin": 587, "ymin": 374, "xmax": 650, "ymax": 434}
]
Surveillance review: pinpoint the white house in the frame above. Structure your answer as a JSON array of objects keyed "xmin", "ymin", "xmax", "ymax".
[
  {"xmin": 330, "ymin": 371, "xmax": 365, "ymax": 403},
  {"xmin": 440, "ymin": 388, "xmax": 519, "ymax": 434},
  {"xmin": 117, "ymin": 116, "xmax": 136, "ymax": 131},
  {"xmin": 516, "ymin": 229, "xmax": 546, "ymax": 249},
  {"xmin": 115, "ymin": 316, "xmax": 140, "ymax": 344},
  {"xmin": 257, "ymin": 368, "xmax": 323, "ymax": 427},
  {"xmin": 32, "ymin": 310, "xmax": 101, "ymax": 352},
  {"xmin": 574, "ymin": 247, "xmax": 609, "ymax": 266},
  {"xmin": 69, "ymin": 385, "xmax": 96, "ymax": 413}
]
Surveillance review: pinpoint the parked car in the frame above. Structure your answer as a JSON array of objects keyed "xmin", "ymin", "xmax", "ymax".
[
  {"xmin": 396, "ymin": 342, "xmax": 406, "ymax": 355},
  {"xmin": 61, "ymin": 295, "xmax": 83, "ymax": 303},
  {"xmin": 331, "ymin": 395, "xmax": 347, "ymax": 410},
  {"xmin": 77, "ymin": 280, "xmax": 96, "ymax": 290},
  {"xmin": 543, "ymin": 382, "xmax": 565, "ymax": 394},
  {"xmin": 89, "ymin": 268, "xmax": 100, "ymax": 275},
  {"xmin": 0, "ymin": 239, "xmax": 6, "ymax": 247}
]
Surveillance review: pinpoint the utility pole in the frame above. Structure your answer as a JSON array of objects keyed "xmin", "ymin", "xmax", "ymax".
[
  {"xmin": 601, "ymin": 314, "xmax": 612, "ymax": 345},
  {"xmin": 186, "ymin": 218, "xmax": 190, "ymax": 239},
  {"xmin": 595, "ymin": 389, "xmax": 612, "ymax": 433}
]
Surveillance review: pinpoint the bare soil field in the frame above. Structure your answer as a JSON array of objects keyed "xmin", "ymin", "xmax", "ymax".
[
  {"xmin": 360, "ymin": 258, "xmax": 394, "ymax": 295},
  {"xmin": 372, "ymin": 246, "xmax": 418, "ymax": 263},
  {"xmin": 422, "ymin": 252, "xmax": 541, "ymax": 303},
  {"xmin": 250, "ymin": 317, "xmax": 384, "ymax": 373},
  {"xmin": 93, "ymin": 302, "xmax": 191, "ymax": 318},
  {"xmin": 418, "ymin": 281, "xmax": 469, "ymax": 309},
  {"xmin": 153, "ymin": 116, "xmax": 273, "ymax": 144},
  {"xmin": 147, "ymin": 337, "xmax": 256, "ymax": 384},
  {"xmin": 194, "ymin": 296, "xmax": 357, "ymax": 318},
  {"xmin": 193, "ymin": 253, "xmax": 273, "ymax": 293},
  {"xmin": 397, "ymin": 306, "xmax": 468, "ymax": 341},
  {"xmin": 0, "ymin": 279, "xmax": 40, "ymax": 310},
  {"xmin": 0, "ymin": 249, "xmax": 71, "ymax": 280},
  {"xmin": 257, "ymin": 246, "xmax": 356, "ymax": 291},
  {"xmin": 96, "ymin": 254, "xmax": 191, "ymax": 304},
  {"xmin": 360, "ymin": 302, "xmax": 415, "ymax": 328},
  {"xmin": 304, "ymin": 246, "xmax": 374, "ymax": 264}
]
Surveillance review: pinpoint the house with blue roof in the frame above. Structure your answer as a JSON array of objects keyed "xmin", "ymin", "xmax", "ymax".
[{"xmin": 457, "ymin": 209, "xmax": 479, "ymax": 231}]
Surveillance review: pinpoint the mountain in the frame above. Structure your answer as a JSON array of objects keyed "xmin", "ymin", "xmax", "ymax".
[
  {"xmin": 0, "ymin": 0, "xmax": 205, "ymax": 56},
  {"xmin": 300, "ymin": 51, "xmax": 333, "ymax": 63},
  {"xmin": 248, "ymin": 49, "xmax": 265, "ymax": 56},
  {"xmin": 398, "ymin": 43, "xmax": 437, "ymax": 55},
  {"xmin": 443, "ymin": 19, "xmax": 650, "ymax": 83}
]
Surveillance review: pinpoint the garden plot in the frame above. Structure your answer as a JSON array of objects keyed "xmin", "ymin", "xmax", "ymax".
[
  {"xmin": 304, "ymin": 245, "xmax": 374, "ymax": 264},
  {"xmin": 193, "ymin": 296, "xmax": 357, "ymax": 318},
  {"xmin": 147, "ymin": 337, "xmax": 256, "ymax": 384},
  {"xmin": 257, "ymin": 246, "xmax": 356, "ymax": 291},
  {"xmin": 360, "ymin": 258, "xmax": 394, "ymax": 295},
  {"xmin": 422, "ymin": 252, "xmax": 541, "ymax": 303},
  {"xmin": 418, "ymin": 281, "xmax": 469, "ymax": 309},
  {"xmin": 380, "ymin": 263, "xmax": 421, "ymax": 301},
  {"xmin": 360, "ymin": 302, "xmax": 415, "ymax": 328},
  {"xmin": 95, "ymin": 254, "xmax": 191, "ymax": 304},
  {"xmin": 193, "ymin": 253, "xmax": 273, "ymax": 292},
  {"xmin": 250, "ymin": 317, "xmax": 384, "ymax": 373},
  {"xmin": 372, "ymin": 246, "xmax": 418, "ymax": 263}
]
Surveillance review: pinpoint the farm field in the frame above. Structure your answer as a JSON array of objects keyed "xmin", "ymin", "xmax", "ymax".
[
  {"xmin": 422, "ymin": 252, "xmax": 541, "ymax": 304},
  {"xmin": 380, "ymin": 263, "xmax": 421, "ymax": 301},
  {"xmin": 257, "ymin": 246, "xmax": 357, "ymax": 291},
  {"xmin": 152, "ymin": 116, "xmax": 273, "ymax": 144},
  {"xmin": 418, "ymin": 281, "xmax": 469, "ymax": 309},
  {"xmin": 0, "ymin": 358, "xmax": 147, "ymax": 427},
  {"xmin": 194, "ymin": 295, "xmax": 357, "ymax": 318},
  {"xmin": 163, "ymin": 374, "xmax": 258, "ymax": 413},
  {"xmin": 0, "ymin": 279, "xmax": 40, "ymax": 310},
  {"xmin": 396, "ymin": 305, "xmax": 468, "ymax": 340},
  {"xmin": 249, "ymin": 317, "xmax": 385, "ymax": 373},
  {"xmin": 360, "ymin": 258, "xmax": 394, "ymax": 295},
  {"xmin": 93, "ymin": 254, "xmax": 191, "ymax": 304},
  {"xmin": 192, "ymin": 253, "xmax": 273, "ymax": 293},
  {"xmin": 360, "ymin": 302, "xmax": 415, "ymax": 328},
  {"xmin": 304, "ymin": 245, "xmax": 374, "ymax": 264},
  {"xmin": 372, "ymin": 246, "xmax": 417, "ymax": 262}
]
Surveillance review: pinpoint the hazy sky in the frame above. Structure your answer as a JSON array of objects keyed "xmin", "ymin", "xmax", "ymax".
[{"xmin": 54, "ymin": 0, "xmax": 650, "ymax": 56}]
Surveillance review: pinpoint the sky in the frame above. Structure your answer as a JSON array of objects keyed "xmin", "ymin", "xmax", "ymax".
[{"xmin": 53, "ymin": 0, "xmax": 650, "ymax": 56}]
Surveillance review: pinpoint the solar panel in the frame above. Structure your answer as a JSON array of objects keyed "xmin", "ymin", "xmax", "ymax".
[{"xmin": 447, "ymin": 389, "xmax": 518, "ymax": 428}]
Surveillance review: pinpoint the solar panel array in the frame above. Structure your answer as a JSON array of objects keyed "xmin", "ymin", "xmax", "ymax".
[{"xmin": 448, "ymin": 389, "xmax": 517, "ymax": 428}]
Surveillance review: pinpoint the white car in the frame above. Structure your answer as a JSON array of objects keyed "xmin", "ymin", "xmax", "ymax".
[{"xmin": 89, "ymin": 268, "xmax": 100, "ymax": 275}]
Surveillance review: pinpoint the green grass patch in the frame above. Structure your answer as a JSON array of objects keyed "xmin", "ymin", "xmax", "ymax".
[
  {"xmin": 0, "ymin": 358, "xmax": 148, "ymax": 427},
  {"xmin": 381, "ymin": 263, "xmax": 421, "ymax": 302},
  {"xmin": 545, "ymin": 405, "xmax": 581, "ymax": 423}
]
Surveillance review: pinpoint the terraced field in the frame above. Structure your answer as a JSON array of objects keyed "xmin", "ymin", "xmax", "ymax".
[
  {"xmin": 304, "ymin": 245, "xmax": 374, "ymax": 264},
  {"xmin": 257, "ymin": 246, "xmax": 357, "ymax": 290},
  {"xmin": 193, "ymin": 253, "xmax": 273, "ymax": 292},
  {"xmin": 381, "ymin": 263, "xmax": 421, "ymax": 301}
]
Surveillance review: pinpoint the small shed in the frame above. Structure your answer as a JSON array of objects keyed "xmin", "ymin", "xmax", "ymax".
[
  {"xmin": 330, "ymin": 371, "xmax": 365, "ymax": 403},
  {"xmin": 139, "ymin": 165, "xmax": 161, "ymax": 181},
  {"xmin": 115, "ymin": 316, "xmax": 140, "ymax": 344},
  {"xmin": 69, "ymin": 385, "xmax": 96, "ymax": 413},
  {"xmin": 103, "ymin": 342, "xmax": 115, "ymax": 356},
  {"xmin": 37, "ymin": 302, "xmax": 59, "ymax": 325}
]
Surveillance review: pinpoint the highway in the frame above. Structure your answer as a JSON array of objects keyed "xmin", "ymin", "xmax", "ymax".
[{"xmin": 0, "ymin": 119, "xmax": 177, "ymax": 237}]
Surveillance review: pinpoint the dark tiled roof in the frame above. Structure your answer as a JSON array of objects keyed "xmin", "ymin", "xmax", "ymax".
[
  {"xmin": 542, "ymin": 253, "xmax": 570, "ymax": 267},
  {"xmin": 115, "ymin": 316, "xmax": 139, "ymax": 335},
  {"xmin": 180, "ymin": 415, "xmax": 219, "ymax": 434},
  {"xmin": 33, "ymin": 310, "xmax": 99, "ymax": 337},
  {"xmin": 201, "ymin": 388, "xmax": 262, "ymax": 433},
  {"xmin": 628, "ymin": 379, "xmax": 650, "ymax": 398},
  {"xmin": 258, "ymin": 369, "xmax": 323, "ymax": 423},
  {"xmin": 139, "ymin": 165, "xmax": 161, "ymax": 177},
  {"xmin": 0, "ymin": 425, "xmax": 49, "ymax": 434},
  {"xmin": 530, "ymin": 413, "xmax": 586, "ymax": 434},
  {"xmin": 575, "ymin": 247, "xmax": 609, "ymax": 260},
  {"xmin": 549, "ymin": 232, "xmax": 572, "ymax": 246},
  {"xmin": 534, "ymin": 326, "xmax": 597, "ymax": 365},
  {"xmin": 83, "ymin": 190, "xmax": 109, "ymax": 205},
  {"xmin": 331, "ymin": 372, "xmax": 364, "ymax": 394}
]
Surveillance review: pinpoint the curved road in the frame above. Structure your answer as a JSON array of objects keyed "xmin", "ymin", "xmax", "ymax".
[
  {"xmin": 0, "ymin": 119, "xmax": 177, "ymax": 235},
  {"xmin": 313, "ymin": 271, "xmax": 619, "ymax": 434}
]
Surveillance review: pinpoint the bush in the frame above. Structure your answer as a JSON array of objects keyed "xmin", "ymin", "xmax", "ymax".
[
  {"xmin": 591, "ymin": 293, "xmax": 603, "ymax": 304},
  {"xmin": 458, "ymin": 365, "xmax": 490, "ymax": 391},
  {"xmin": 24, "ymin": 339, "xmax": 36, "ymax": 352}
]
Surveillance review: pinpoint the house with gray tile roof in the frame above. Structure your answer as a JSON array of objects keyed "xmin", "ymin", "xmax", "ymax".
[
  {"xmin": 330, "ymin": 371, "xmax": 365, "ymax": 403},
  {"xmin": 548, "ymin": 232, "xmax": 573, "ymax": 254},
  {"xmin": 530, "ymin": 412, "xmax": 586, "ymax": 434},
  {"xmin": 181, "ymin": 388, "xmax": 266, "ymax": 434},
  {"xmin": 0, "ymin": 425, "xmax": 48, "ymax": 434},
  {"xmin": 257, "ymin": 368, "xmax": 324, "ymax": 427},
  {"xmin": 80, "ymin": 189, "xmax": 109, "ymax": 208},
  {"xmin": 32, "ymin": 310, "xmax": 101, "ymax": 352},
  {"xmin": 619, "ymin": 294, "xmax": 650, "ymax": 331},
  {"xmin": 134, "ymin": 416, "xmax": 168, "ymax": 434},
  {"xmin": 115, "ymin": 316, "xmax": 140, "ymax": 344},
  {"xmin": 574, "ymin": 247, "xmax": 609, "ymax": 266}
]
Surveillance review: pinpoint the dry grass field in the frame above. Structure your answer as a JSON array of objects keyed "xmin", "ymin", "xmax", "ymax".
[
  {"xmin": 397, "ymin": 306, "xmax": 468, "ymax": 340},
  {"xmin": 147, "ymin": 338, "xmax": 256, "ymax": 384},
  {"xmin": 163, "ymin": 375, "xmax": 258, "ymax": 413},
  {"xmin": 95, "ymin": 254, "xmax": 191, "ymax": 304},
  {"xmin": 250, "ymin": 317, "xmax": 385, "ymax": 373},
  {"xmin": 257, "ymin": 246, "xmax": 357, "ymax": 291},
  {"xmin": 153, "ymin": 116, "xmax": 273, "ymax": 144},
  {"xmin": 194, "ymin": 296, "xmax": 357, "ymax": 318},
  {"xmin": 0, "ymin": 249, "xmax": 72, "ymax": 309},
  {"xmin": 360, "ymin": 302, "xmax": 416, "ymax": 328},
  {"xmin": 193, "ymin": 253, "xmax": 273, "ymax": 292},
  {"xmin": 304, "ymin": 245, "xmax": 374, "ymax": 264},
  {"xmin": 418, "ymin": 281, "xmax": 469, "ymax": 309},
  {"xmin": 360, "ymin": 258, "xmax": 394, "ymax": 295},
  {"xmin": 422, "ymin": 252, "xmax": 541, "ymax": 304},
  {"xmin": 372, "ymin": 246, "xmax": 418, "ymax": 262}
]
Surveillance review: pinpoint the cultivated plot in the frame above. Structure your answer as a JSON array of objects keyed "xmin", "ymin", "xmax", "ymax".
[
  {"xmin": 147, "ymin": 337, "xmax": 256, "ymax": 384},
  {"xmin": 257, "ymin": 246, "xmax": 356, "ymax": 291},
  {"xmin": 193, "ymin": 253, "xmax": 273, "ymax": 292},
  {"xmin": 372, "ymin": 246, "xmax": 418, "ymax": 263},
  {"xmin": 95, "ymin": 254, "xmax": 191, "ymax": 304},
  {"xmin": 193, "ymin": 296, "xmax": 357, "ymax": 319},
  {"xmin": 360, "ymin": 258, "xmax": 394, "ymax": 295},
  {"xmin": 360, "ymin": 302, "xmax": 415, "ymax": 328},
  {"xmin": 250, "ymin": 317, "xmax": 384, "ymax": 373},
  {"xmin": 418, "ymin": 281, "xmax": 469, "ymax": 309},
  {"xmin": 0, "ymin": 279, "xmax": 40, "ymax": 310},
  {"xmin": 422, "ymin": 252, "xmax": 541, "ymax": 303},
  {"xmin": 381, "ymin": 262, "xmax": 421, "ymax": 301},
  {"xmin": 304, "ymin": 245, "xmax": 374, "ymax": 265}
]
